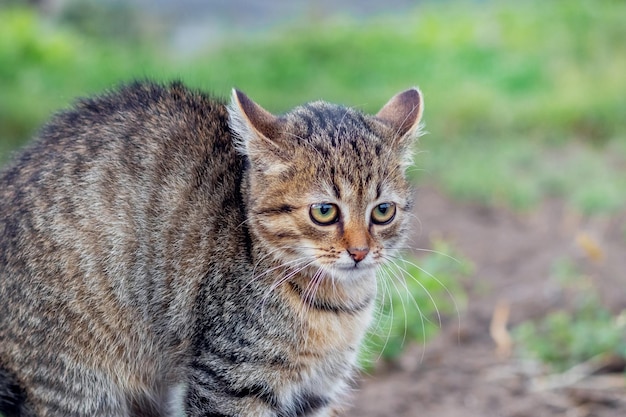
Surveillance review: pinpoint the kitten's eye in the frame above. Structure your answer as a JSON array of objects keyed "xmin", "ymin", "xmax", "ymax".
[
  {"xmin": 371, "ymin": 202, "xmax": 396, "ymax": 225},
  {"xmin": 310, "ymin": 203, "xmax": 340, "ymax": 225}
]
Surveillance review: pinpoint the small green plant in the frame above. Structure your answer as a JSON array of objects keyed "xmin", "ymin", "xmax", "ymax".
[
  {"xmin": 515, "ymin": 305, "xmax": 626, "ymax": 372},
  {"xmin": 360, "ymin": 240, "xmax": 471, "ymax": 368},
  {"xmin": 514, "ymin": 258, "xmax": 626, "ymax": 372}
]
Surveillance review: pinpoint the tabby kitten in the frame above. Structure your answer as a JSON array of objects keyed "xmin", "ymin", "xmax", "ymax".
[{"xmin": 0, "ymin": 81, "xmax": 423, "ymax": 417}]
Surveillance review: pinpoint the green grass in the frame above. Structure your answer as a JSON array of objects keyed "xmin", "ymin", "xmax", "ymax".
[
  {"xmin": 515, "ymin": 307, "xmax": 626, "ymax": 372},
  {"xmin": 419, "ymin": 138, "xmax": 626, "ymax": 213},
  {"xmin": 0, "ymin": 8, "xmax": 162, "ymax": 162},
  {"xmin": 2, "ymin": 0, "xmax": 625, "ymax": 212},
  {"xmin": 514, "ymin": 257, "xmax": 626, "ymax": 372}
]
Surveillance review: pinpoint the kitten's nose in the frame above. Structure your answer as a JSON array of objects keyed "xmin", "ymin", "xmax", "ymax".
[{"xmin": 347, "ymin": 247, "xmax": 369, "ymax": 263}]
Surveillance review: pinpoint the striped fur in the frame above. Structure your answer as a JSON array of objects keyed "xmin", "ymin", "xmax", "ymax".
[{"xmin": 0, "ymin": 81, "xmax": 423, "ymax": 416}]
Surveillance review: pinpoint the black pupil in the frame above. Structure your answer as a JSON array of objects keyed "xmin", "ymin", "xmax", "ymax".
[
  {"xmin": 320, "ymin": 205, "xmax": 331, "ymax": 215},
  {"xmin": 378, "ymin": 204, "xmax": 389, "ymax": 214}
]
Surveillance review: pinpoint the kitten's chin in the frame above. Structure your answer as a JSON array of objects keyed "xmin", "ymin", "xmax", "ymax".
[
  {"xmin": 298, "ymin": 259, "xmax": 379, "ymax": 284},
  {"xmin": 327, "ymin": 263, "xmax": 378, "ymax": 283}
]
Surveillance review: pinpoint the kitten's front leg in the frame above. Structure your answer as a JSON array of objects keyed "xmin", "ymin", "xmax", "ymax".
[
  {"xmin": 183, "ymin": 362, "xmax": 342, "ymax": 417},
  {"xmin": 183, "ymin": 359, "xmax": 277, "ymax": 417}
]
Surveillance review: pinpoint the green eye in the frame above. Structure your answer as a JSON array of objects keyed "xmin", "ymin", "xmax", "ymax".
[
  {"xmin": 371, "ymin": 202, "xmax": 396, "ymax": 225},
  {"xmin": 310, "ymin": 203, "xmax": 340, "ymax": 225}
]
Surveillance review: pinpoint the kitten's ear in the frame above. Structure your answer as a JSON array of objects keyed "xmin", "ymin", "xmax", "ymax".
[
  {"xmin": 375, "ymin": 88, "xmax": 424, "ymax": 141},
  {"xmin": 228, "ymin": 89, "xmax": 287, "ymax": 172}
]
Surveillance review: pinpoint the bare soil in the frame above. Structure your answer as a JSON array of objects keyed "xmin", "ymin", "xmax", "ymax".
[{"xmin": 346, "ymin": 186, "xmax": 626, "ymax": 417}]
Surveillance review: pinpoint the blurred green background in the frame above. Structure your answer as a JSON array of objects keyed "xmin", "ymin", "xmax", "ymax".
[
  {"xmin": 1, "ymin": 0, "xmax": 625, "ymax": 377},
  {"xmin": 1, "ymin": 0, "xmax": 625, "ymax": 214}
]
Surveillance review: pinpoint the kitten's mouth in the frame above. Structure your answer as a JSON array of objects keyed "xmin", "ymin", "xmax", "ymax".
[
  {"xmin": 335, "ymin": 260, "xmax": 376, "ymax": 270},
  {"xmin": 337, "ymin": 264, "xmax": 364, "ymax": 270},
  {"xmin": 334, "ymin": 262, "xmax": 377, "ymax": 273}
]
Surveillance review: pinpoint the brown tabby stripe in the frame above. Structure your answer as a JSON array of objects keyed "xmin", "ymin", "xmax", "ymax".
[
  {"xmin": 191, "ymin": 360, "xmax": 279, "ymax": 409},
  {"xmin": 253, "ymin": 205, "xmax": 295, "ymax": 216},
  {"xmin": 286, "ymin": 393, "xmax": 330, "ymax": 417}
]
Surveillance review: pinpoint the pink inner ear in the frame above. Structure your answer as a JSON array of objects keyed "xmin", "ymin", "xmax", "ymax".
[
  {"xmin": 234, "ymin": 90, "xmax": 283, "ymax": 140},
  {"xmin": 375, "ymin": 88, "xmax": 423, "ymax": 138}
]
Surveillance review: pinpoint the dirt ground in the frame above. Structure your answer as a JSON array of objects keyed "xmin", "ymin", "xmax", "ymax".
[{"xmin": 346, "ymin": 186, "xmax": 626, "ymax": 417}]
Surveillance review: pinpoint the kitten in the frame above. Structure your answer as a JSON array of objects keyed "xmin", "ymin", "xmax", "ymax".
[{"xmin": 0, "ymin": 81, "xmax": 423, "ymax": 417}]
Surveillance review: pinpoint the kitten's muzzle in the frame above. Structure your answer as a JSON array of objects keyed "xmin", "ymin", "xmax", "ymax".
[{"xmin": 347, "ymin": 247, "xmax": 369, "ymax": 263}]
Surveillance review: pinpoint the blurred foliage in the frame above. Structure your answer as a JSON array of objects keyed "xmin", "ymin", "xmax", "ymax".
[
  {"xmin": 425, "ymin": 139, "xmax": 626, "ymax": 213},
  {"xmin": 1, "ymin": 0, "xmax": 625, "ymax": 212},
  {"xmin": 515, "ymin": 308, "xmax": 626, "ymax": 372},
  {"xmin": 361, "ymin": 240, "xmax": 471, "ymax": 367},
  {"xmin": 0, "ymin": 6, "xmax": 162, "ymax": 163},
  {"xmin": 514, "ymin": 258, "xmax": 626, "ymax": 372},
  {"xmin": 58, "ymin": 0, "xmax": 146, "ymax": 41}
]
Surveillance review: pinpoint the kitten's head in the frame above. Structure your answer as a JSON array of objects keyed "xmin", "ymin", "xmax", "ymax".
[{"xmin": 228, "ymin": 88, "xmax": 423, "ymax": 283}]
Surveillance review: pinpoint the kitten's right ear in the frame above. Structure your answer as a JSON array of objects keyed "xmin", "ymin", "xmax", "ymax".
[
  {"xmin": 374, "ymin": 88, "xmax": 424, "ymax": 171},
  {"xmin": 375, "ymin": 88, "xmax": 424, "ymax": 141},
  {"xmin": 228, "ymin": 89, "xmax": 286, "ymax": 170}
]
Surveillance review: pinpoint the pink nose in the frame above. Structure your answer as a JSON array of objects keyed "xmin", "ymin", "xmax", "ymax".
[{"xmin": 347, "ymin": 247, "xmax": 369, "ymax": 263}]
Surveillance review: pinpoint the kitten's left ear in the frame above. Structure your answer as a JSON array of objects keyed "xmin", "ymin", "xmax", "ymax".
[{"xmin": 375, "ymin": 87, "xmax": 424, "ymax": 143}]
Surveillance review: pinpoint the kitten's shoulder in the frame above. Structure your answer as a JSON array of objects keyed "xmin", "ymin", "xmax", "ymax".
[
  {"xmin": 0, "ymin": 80, "xmax": 233, "ymax": 192},
  {"xmin": 35, "ymin": 80, "xmax": 231, "ymax": 157},
  {"xmin": 62, "ymin": 80, "xmax": 227, "ymax": 123}
]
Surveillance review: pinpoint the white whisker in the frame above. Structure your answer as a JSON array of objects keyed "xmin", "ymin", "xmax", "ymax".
[
  {"xmin": 394, "ymin": 255, "xmax": 462, "ymax": 341},
  {"xmin": 373, "ymin": 267, "xmax": 397, "ymax": 364},
  {"xmin": 380, "ymin": 260, "xmax": 428, "ymax": 363},
  {"xmin": 384, "ymin": 255, "xmax": 442, "ymax": 327},
  {"xmin": 386, "ymin": 244, "xmax": 464, "ymax": 265},
  {"xmin": 381, "ymin": 266, "xmax": 410, "ymax": 349}
]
